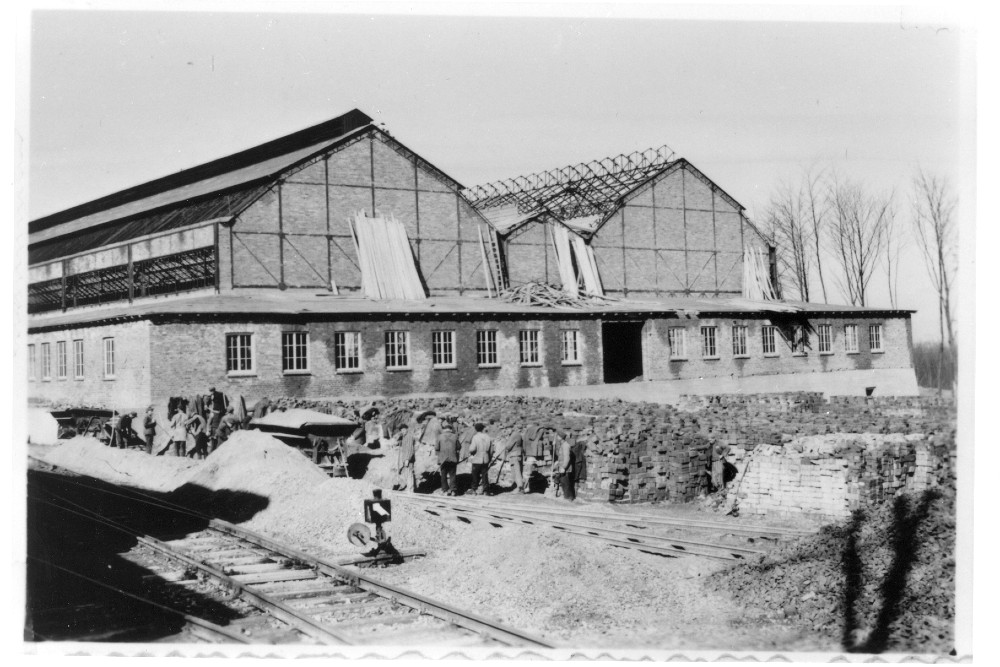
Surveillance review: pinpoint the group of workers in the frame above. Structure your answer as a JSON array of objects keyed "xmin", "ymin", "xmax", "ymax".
[
  {"xmin": 105, "ymin": 387, "xmax": 249, "ymax": 459},
  {"xmin": 394, "ymin": 412, "xmax": 583, "ymax": 500}
]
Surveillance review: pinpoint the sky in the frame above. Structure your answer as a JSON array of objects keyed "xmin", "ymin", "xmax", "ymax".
[{"xmin": 18, "ymin": 4, "xmax": 976, "ymax": 342}]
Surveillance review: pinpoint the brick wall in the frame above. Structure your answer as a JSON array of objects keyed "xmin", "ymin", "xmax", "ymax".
[
  {"xmin": 644, "ymin": 315, "xmax": 912, "ymax": 381},
  {"xmin": 27, "ymin": 310, "xmax": 913, "ymax": 410},
  {"xmin": 730, "ymin": 433, "xmax": 953, "ymax": 520},
  {"xmin": 222, "ymin": 131, "xmax": 494, "ymax": 296},
  {"xmin": 27, "ymin": 321, "xmax": 152, "ymax": 411},
  {"xmin": 147, "ymin": 318, "xmax": 603, "ymax": 408},
  {"xmin": 588, "ymin": 163, "xmax": 747, "ymax": 298}
]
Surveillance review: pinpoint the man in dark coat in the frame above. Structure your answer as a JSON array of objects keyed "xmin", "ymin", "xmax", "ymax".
[
  {"xmin": 435, "ymin": 421, "xmax": 459, "ymax": 495},
  {"xmin": 521, "ymin": 424, "xmax": 545, "ymax": 494},
  {"xmin": 143, "ymin": 406, "xmax": 157, "ymax": 454}
]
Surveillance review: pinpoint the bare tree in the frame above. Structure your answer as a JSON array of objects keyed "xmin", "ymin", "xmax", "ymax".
[
  {"xmin": 762, "ymin": 181, "xmax": 813, "ymax": 301},
  {"xmin": 827, "ymin": 176, "xmax": 891, "ymax": 307},
  {"xmin": 882, "ymin": 194, "xmax": 903, "ymax": 308},
  {"xmin": 912, "ymin": 169, "xmax": 957, "ymax": 392},
  {"xmin": 803, "ymin": 167, "xmax": 830, "ymax": 304}
]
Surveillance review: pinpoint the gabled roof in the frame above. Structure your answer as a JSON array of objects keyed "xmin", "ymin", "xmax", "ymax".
[
  {"xmin": 28, "ymin": 109, "xmax": 474, "ymax": 265},
  {"xmin": 30, "ymin": 109, "xmax": 373, "ymax": 238}
]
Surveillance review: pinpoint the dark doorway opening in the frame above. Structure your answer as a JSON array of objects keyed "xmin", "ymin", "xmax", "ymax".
[{"xmin": 602, "ymin": 321, "xmax": 644, "ymax": 383}]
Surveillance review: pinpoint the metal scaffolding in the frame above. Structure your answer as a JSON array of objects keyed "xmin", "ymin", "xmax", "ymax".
[{"xmin": 463, "ymin": 145, "xmax": 677, "ymax": 221}]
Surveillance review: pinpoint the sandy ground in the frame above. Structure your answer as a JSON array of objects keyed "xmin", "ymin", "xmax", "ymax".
[{"xmin": 32, "ymin": 432, "xmax": 828, "ymax": 650}]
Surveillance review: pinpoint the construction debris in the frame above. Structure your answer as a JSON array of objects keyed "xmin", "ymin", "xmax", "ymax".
[{"xmin": 497, "ymin": 282, "xmax": 618, "ymax": 308}]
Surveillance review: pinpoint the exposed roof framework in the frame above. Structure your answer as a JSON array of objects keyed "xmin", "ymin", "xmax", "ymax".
[{"xmin": 463, "ymin": 145, "xmax": 677, "ymax": 222}]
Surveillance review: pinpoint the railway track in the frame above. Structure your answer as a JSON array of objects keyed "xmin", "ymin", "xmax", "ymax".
[
  {"xmin": 27, "ymin": 462, "xmax": 555, "ymax": 648},
  {"xmin": 398, "ymin": 493, "xmax": 812, "ymax": 561}
]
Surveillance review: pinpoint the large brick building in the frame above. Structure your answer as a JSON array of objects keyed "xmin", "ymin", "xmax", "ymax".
[{"xmin": 26, "ymin": 109, "xmax": 918, "ymax": 410}]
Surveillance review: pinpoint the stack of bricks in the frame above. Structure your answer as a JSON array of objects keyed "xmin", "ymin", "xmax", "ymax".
[{"xmin": 266, "ymin": 393, "xmax": 956, "ymax": 509}]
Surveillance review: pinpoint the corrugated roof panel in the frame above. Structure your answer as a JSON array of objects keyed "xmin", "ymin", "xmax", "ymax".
[{"xmin": 30, "ymin": 133, "xmax": 359, "ymax": 246}]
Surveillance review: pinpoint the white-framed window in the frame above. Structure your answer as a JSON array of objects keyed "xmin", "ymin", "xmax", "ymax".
[
  {"xmin": 844, "ymin": 324, "xmax": 859, "ymax": 354},
  {"xmin": 791, "ymin": 325, "xmax": 807, "ymax": 356},
  {"xmin": 282, "ymin": 331, "xmax": 309, "ymax": 373},
  {"xmin": 477, "ymin": 330, "xmax": 498, "ymax": 367},
  {"xmin": 28, "ymin": 344, "xmax": 36, "ymax": 381},
  {"xmin": 817, "ymin": 324, "xmax": 833, "ymax": 354},
  {"xmin": 385, "ymin": 331, "xmax": 411, "ymax": 370},
  {"xmin": 762, "ymin": 326, "xmax": 778, "ymax": 356},
  {"xmin": 667, "ymin": 327, "xmax": 687, "ymax": 359},
  {"xmin": 73, "ymin": 339, "xmax": 85, "ymax": 379},
  {"xmin": 732, "ymin": 325, "xmax": 748, "ymax": 357},
  {"xmin": 519, "ymin": 329, "xmax": 541, "ymax": 366},
  {"xmin": 869, "ymin": 323, "xmax": 884, "ymax": 353},
  {"xmin": 561, "ymin": 330, "xmax": 581, "ymax": 365},
  {"xmin": 56, "ymin": 341, "xmax": 67, "ymax": 379},
  {"xmin": 102, "ymin": 337, "xmax": 116, "ymax": 379},
  {"xmin": 701, "ymin": 326, "xmax": 718, "ymax": 358},
  {"xmin": 334, "ymin": 331, "xmax": 362, "ymax": 372},
  {"xmin": 432, "ymin": 330, "xmax": 456, "ymax": 369},
  {"xmin": 226, "ymin": 333, "xmax": 254, "ymax": 375},
  {"xmin": 41, "ymin": 342, "xmax": 52, "ymax": 381}
]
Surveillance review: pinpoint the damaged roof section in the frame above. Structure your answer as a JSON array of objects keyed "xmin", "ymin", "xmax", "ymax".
[{"xmin": 464, "ymin": 145, "xmax": 679, "ymax": 234}]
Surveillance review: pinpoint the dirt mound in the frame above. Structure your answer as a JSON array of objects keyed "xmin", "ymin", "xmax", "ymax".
[
  {"xmin": 707, "ymin": 489, "xmax": 955, "ymax": 653},
  {"xmin": 28, "ymin": 409, "xmax": 60, "ymax": 445},
  {"xmin": 42, "ymin": 436, "xmax": 198, "ymax": 491},
  {"xmin": 169, "ymin": 430, "xmax": 328, "ymax": 523}
]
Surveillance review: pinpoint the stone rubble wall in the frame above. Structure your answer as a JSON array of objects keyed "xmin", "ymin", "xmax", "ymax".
[{"xmin": 260, "ymin": 392, "xmax": 956, "ymax": 517}]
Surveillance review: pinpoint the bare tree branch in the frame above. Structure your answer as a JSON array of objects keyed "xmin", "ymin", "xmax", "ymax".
[
  {"xmin": 912, "ymin": 168, "xmax": 957, "ymax": 392},
  {"xmin": 762, "ymin": 180, "xmax": 813, "ymax": 301},
  {"xmin": 826, "ymin": 175, "xmax": 890, "ymax": 307}
]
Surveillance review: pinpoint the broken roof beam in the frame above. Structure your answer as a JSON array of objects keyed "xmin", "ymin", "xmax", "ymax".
[{"xmin": 463, "ymin": 144, "xmax": 677, "ymax": 206}]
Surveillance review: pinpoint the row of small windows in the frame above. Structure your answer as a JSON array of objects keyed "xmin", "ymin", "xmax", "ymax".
[
  {"xmin": 28, "ymin": 323, "xmax": 886, "ymax": 380},
  {"xmin": 29, "ymin": 338, "xmax": 115, "ymax": 381},
  {"xmin": 223, "ymin": 329, "xmax": 582, "ymax": 375},
  {"xmin": 667, "ymin": 323, "xmax": 884, "ymax": 360}
]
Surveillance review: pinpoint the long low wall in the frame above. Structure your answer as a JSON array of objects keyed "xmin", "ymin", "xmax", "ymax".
[{"xmin": 259, "ymin": 393, "xmax": 953, "ymax": 518}]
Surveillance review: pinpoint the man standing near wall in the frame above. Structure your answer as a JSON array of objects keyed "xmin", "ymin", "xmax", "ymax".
[
  {"xmin": 504, "ymin": 429, "xmax": 525, "ymax": 493},
  {"xmin": 436, "ymin": 421, "xmax": 459, "ymax": 496},
  {"xmin": 468, "ymin": 423, "xmax": 493, "ymax": 496},
  {"xmin": 522, "ymin": 424, "xmax": 545, "ymax": 494},
  {"xmin": 395, "ymin": 423, "xmax": 417, "ymax": 492},
  {"xmin": 553, "ymin": 431, "xmax": 576, "ymax": 501},
  {"xmin": 207, "ymin": 386, "xmax": 227, "ymax": 451},
  {"xmin": 143, "ymin": 406, "xmax": 157, "ymax": 454}
]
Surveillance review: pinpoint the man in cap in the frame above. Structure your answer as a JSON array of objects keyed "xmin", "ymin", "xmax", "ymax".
[{"xmin": 143, "ymin": 406, "xmax": 157, "ymax": 454}]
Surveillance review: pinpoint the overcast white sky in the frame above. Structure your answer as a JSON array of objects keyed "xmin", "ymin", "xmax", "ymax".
[{"xmin": 19, "ymin": 4, "xmax": 976, "ymax": 342}]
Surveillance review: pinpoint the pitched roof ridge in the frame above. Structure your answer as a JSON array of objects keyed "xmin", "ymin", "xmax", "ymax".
[{"xmin": 30, "ymin": 109, "xmax": 373, "ymax": 234}]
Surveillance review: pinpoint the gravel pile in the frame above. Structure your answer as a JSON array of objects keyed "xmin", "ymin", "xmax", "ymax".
[
  {"xmin": 42, "ymin": 436, "xmax": 199, "ymax": 491},
  {"xmin": 706, "ymin": 488, "xmax": 955, "ymax": 653}
]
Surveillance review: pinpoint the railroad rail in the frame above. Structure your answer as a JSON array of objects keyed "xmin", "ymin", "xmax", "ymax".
[
  {"xmin": 401, "ymin": 493, "xmax": 815, "ymax": 539},
  {"xmin": 28, "ymin": 461, "xmax": 555, "ymax": 648},
  {"xmin": 397, "ymin": 493, "xmax": 809, "ymax": 561}
]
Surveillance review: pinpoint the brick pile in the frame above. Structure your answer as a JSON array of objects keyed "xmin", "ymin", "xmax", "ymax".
[{"xmin": 264, "ymin": 393, "xmax": 957, "ymax": 513}]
